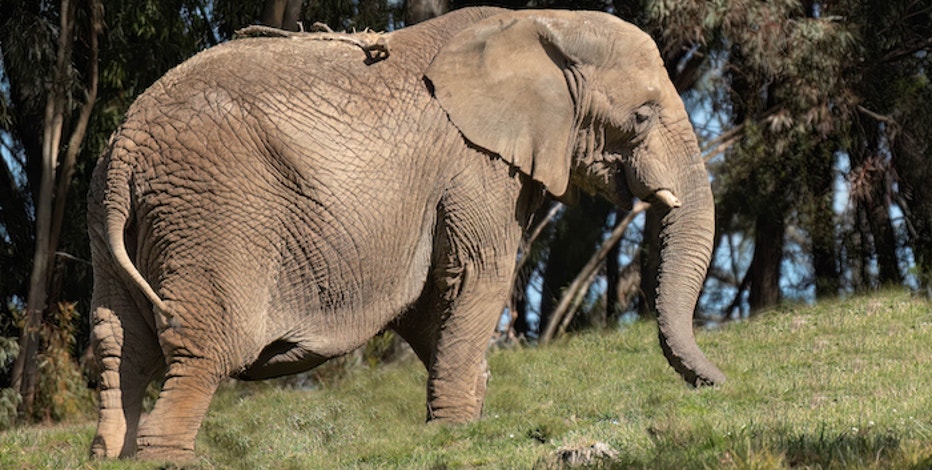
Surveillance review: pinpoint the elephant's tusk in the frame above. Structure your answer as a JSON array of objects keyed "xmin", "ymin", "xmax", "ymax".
[{"xmin": 654, "ymin": 189, "xmax": 682, "ymax": 209}]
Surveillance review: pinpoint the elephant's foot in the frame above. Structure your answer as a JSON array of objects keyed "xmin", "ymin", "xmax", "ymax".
[
  {"xmin": 135, "ymin": 360, "xmax": 222, "ymax": 463},
  {"xmin": 429, "ymin": 360, "xmax": 490, "ymax": 422},
  {"xmin": 89, "ymin": 433, "xmax": 119, "ymax": 459},
  {"xmin": 426, "ymin": 387, "xmax": 484, "ymax": 423},
  {"xmin": 426, "ymin": 408, "xmax": 479, "ymax": 424},
  {"xmin": 90, "ymin": 406, "xmax": 142, "ymax": 459},
  {"xmin": 135, "ymin": 444, "xmax": 198, "ymax": 463}
]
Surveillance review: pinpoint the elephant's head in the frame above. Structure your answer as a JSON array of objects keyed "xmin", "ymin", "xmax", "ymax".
[{"xmin": 426, "ymin": 9, "xmax": 725, "ymax": 386}]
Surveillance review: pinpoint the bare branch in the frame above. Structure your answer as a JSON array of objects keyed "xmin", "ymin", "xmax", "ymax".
[
  {"xmin": 725, "ymin": 267, "xmax": 751, "ymax": 319},
  {"xmin": 54, "ymin": 251, "xmax": 91, "ymax": 265},
  {"xmin": 701, "ymin": 123, "xmax": 743, "ymax": 162},
  {"xmin": 880, "ymin": 35, "xmax": 932, "ymax": 64},
  {"xmin": 513, "ymin": 202, "xmax": 561, "ymax": 275},
  {"xmin": 540, "ymin": 201, "xmax": 650, "ymax": 344},
  {"xmin": 857, "ymin": 105, "xmax": 895, "ymax": 124},
  {"xmin": 502, "ymin": 202, "xmax": 561, "ymax": 340}
]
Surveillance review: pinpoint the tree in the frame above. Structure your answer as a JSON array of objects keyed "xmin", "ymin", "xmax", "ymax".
[
  {"xmin": 2, "ymin": 0, "xmax": 102, "ymax": 418},
  {"xmin": 262, "ymin": 0, "xmax": 303, "ymax": 30},
  {"xmin": 1, "ymin": 0, "xmax": 227, "ymax": 422},
  {"xmin": 847, "ymin": 0, "xmax": 931, "ymax": 291},
  {"xmin": 405, "ymin": 0, "xmax": 449, "ymax": 25},
  {"xmin": 537, "ymin": 195, "xmax": 613, "ymax": 338}
]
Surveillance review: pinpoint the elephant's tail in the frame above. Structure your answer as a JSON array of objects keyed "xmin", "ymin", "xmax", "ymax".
[{"xmin": 103, "ymin": 162, "xmax": 170, "ymax": 316}]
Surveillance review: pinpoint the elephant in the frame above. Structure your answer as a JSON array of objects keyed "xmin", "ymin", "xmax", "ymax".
[{"xmin": 86, "ymin": 7, "xmax": 724, "ymax": 461}]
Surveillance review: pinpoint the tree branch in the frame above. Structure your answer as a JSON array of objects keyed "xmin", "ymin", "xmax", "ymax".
[
  {"xmin": 540, "ymin": 201, "xmax": 649, "ymax": 344},
  {"xmin": 513, "ymin": 202, "xmax": 561, "ymax": 276},
  {"xmin": 857, "ymin": 105, "xmax": 895, "ymax": 124},
  {"xmin": 49, "ymin": 0, "xmax": 101, "ymax": 265},
  {"xmin": 502, "ymin": 202, "xmax": 561, "ymax": 340},
  {"xmin": 725, "ymin": 266, "xmax": 751, "ymax": 319},
  {"xmin": 701, "ymin": 123, "xmax": 744, "ymax": 162},
  {"xmin": 880, "ymin": 35, "xmax": 932, "ymax": 64}
]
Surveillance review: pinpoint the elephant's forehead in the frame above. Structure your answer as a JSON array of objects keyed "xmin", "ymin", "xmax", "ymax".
[
  {"xmin": 561, "ymin": 11, "xmax": 661, "ymax": 64},
  {"xmin": 586, "ymin": 65, "xmax": 663, "ymax": 107}
]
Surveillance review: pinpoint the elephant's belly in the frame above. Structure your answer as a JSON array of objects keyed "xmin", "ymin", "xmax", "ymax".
[
  {"xmin": 236, "ymin": 338, "xmax": 329, "ymax": 380},
  {"xmin": 239, "ymin": 299, "xmax": 412, "ymax": 380},
  {"xmin": 247, "ymin": 260, "xmax": 431, "ymax": 379},
  {"xmin": 245, "ymin": 202, "xmax": 437, "ymax": 379}
]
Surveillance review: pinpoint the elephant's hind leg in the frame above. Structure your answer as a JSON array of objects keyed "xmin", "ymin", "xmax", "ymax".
[
  {"xmin": 135, "ymin": 300, "xmax": 229, "ymax": 462},
  {"xmin": 90, "ymin": 271, "xmax": 163, "ymax": 459}
]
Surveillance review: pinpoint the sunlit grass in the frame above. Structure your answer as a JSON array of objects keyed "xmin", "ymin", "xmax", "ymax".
[{"xmin": 1, "ymin": 290, "xmax": 930, "ymax": 468}]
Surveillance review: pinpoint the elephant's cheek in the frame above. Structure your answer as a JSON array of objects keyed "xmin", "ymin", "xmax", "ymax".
[{"xmin": 621, "ymin": 146, "xmax": 677, "ymax": 203}]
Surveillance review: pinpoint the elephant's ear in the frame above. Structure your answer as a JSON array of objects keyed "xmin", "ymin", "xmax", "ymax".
[{"xmin": 425, "ymin": 13, "xmax": 576, "ymax": 197}]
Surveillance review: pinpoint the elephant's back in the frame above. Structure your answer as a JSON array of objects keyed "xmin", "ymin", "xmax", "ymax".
[
  {"xmin": 132, "ymin": 5, "xmax": 515, "ymax": 114},
  {"xmin": 127, "ymin": 36, "xmax": 393, "ymax": 126}
]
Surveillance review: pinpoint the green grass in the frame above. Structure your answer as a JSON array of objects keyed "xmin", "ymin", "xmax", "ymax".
[{"xmin": 2, "ymin": 290, "xmax": 931, "ymax": 468}]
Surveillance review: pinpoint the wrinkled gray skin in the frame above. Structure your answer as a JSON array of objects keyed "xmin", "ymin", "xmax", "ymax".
[{"xmin": 87, "ymin": 7, "xmax": 724, "ymax": 461}]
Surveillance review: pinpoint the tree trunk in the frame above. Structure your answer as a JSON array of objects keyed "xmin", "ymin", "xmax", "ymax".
[
  {"xmin": 605, "ymin": 214, "xmax": 621, "ymax": 320},
  {"xmin": 404, "ymin": 0, "xmax": 449, "ymax": 26},
  {"xmin": 892, "ymin": 105, "xmax": 932, "ymax": 293},
  {"xmin": 748, "ymin": 212, "xmax": 784, "ymax": 312},
  {"xmin": 608, "ymin": 251, "xmax": 641, "ymax": 321},
  {"xmin": 10, "ymin": 0, "xmax": 100, "ymax": 419},
  {"xmin": 261, "ymin": 0, "xmax": 302, "ymax": 31},
  {"xmin": 866, "ymin": 191, "xmax": 902, "ymax": 285},
  {"xmin": 805, "ymin": 143, "xmax": 839, "ymax": 298},
  {"xmin": 810, "ymin": 199, "xmax": 839, "ymax": 298},
  {"xmin": 848, "ymin": 115, "xmax": 902, "ymax": 288},
  {"xmin": 638, "ymin": 209, "xmax": 661, "ymax": 317}
]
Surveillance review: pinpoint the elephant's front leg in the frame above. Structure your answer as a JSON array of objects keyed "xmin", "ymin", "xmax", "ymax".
[
  {"xmin": 425, "ymin": 192, "xmax": 524, "ymax": 422},
  {"xmin": 427, "ymin": 261, "xmax": 515, "ymax": 422}
]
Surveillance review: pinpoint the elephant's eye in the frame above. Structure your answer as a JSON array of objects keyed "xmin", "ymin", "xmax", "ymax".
[{"xmin": 633, "ymin": 105, "xmax": 654, "ymax": 128}]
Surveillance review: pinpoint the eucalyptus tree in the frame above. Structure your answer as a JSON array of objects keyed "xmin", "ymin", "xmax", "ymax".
[
  {"xmin": 1, "ymin": 0, "xmax": 104, "ymax": 418},
  {"xmin": 845, "ymin": 0, "xmax": 932, "ymax": 292},
  {"xmin": 1, "ymin": 0, "xmax": 241, "ymax": 421}
]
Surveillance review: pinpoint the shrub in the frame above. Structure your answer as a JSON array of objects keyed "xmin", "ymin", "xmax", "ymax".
[
  {"xmin": 30, "ymin": 303, "xmax": 94, "ymax": 423},
  {"xmin": 0, "ymin": 336, "xmax": 21, "ymax": 430}
]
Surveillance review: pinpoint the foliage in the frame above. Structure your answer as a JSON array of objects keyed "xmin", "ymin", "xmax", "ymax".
[
  {"xmin": 0, "ymin": 290, "xmax": 930, "ymax": 468},
  {"xmin": 619, "ymin": 0, "xmax": 932, "ymax": 315},
  {"xmin": 30, "ymin": 302, "xmax": 93, "ymax": 423},
  {"xmin": 0, "ymin": 336, "xmax": 20, "ymax": 430}
]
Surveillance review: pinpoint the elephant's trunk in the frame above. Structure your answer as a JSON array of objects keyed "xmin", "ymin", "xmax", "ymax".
[{"xmin": 653, "ymin": 155, "xmax": 725, "ymax": 387}]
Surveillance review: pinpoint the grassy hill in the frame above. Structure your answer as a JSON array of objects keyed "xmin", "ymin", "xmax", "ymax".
[{"xmin": 1, "ymin": 290, "xmax": 930, "ymax": 469}]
